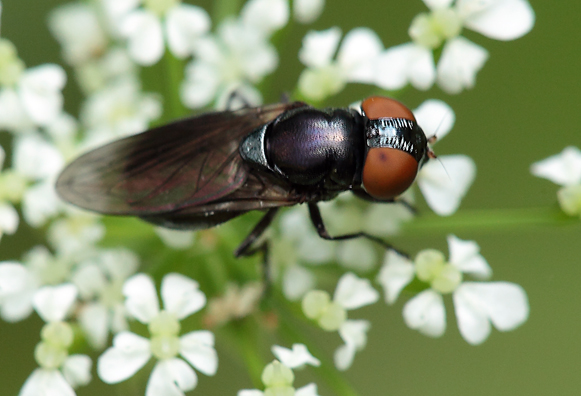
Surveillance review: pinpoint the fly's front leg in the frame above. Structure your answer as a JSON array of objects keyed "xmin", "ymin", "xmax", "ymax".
[
  {"xmin": 235, "ymin": 208, "xmax": 279, "ymax": 284},
  {"xmin": 307, "ymin": 203, "xmax": 408, "ymax": 258},
  {"xmin": 225, "ymin": 90, "xmax": 254, "ymax": 110}
]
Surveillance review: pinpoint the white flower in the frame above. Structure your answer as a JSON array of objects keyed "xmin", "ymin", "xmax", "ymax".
[
  {"xmin": 19, "ymin": 284, "xmax": 92, "ymax": 396},
  {"xmin": 302, "ymin": 272, "xmax": 378, "ymax": 370},
  {"xmin": 154, "ymin": 227, "xmax": 196, "ymax": 250},
  {"xmin": 293, "ymin": 0, "xmax": 325, "ymax": 24},
  {"xmin": 413, "ymin": 100, "xmax": 476, "ymax": 215},
  {"xmin": 271, "ymin": 343, "xmax": 320, "ymax": 369},
  {"xmin": 48, "ymin": 209, "xmax": 105, "ymax": 258},
  {"xmin": 0, "ymin": 64, "xmax": 67, "ymax": 132},
  {"xmin": 12, "ymin": 134, "xmax": 65, "ymax": 227},
  {"xmin": 80, "ymin": 76, "xmax": 162, "ymax": 149},
  {"xmin": 379, "ymin": 235, "xmax": 529, "ymax": 344},
  {"xmin": 377, "ymin": 250, "xmax": 415, "ymax": 305},
  {"xmin": 181, "ymin": 12, "xmax": 282, "ymax": 109},
  {"xmin": 114, "ymin": 1, "xmax": 211, "ymax": 65},
  {"xmin": 241, "ymin": 0, "xmax": 289, "ymax": 35},
  {"xmin": 436, "ymin": 36, "xmax": 488, "ymax": 94},
  {"xmin": 0, "ymin": 246, "xmax": 77, "ymax": 322},
  {"xmin": 456, "ymin": 0, "xmax": 535, "ymax": 41},
  {"xmin": 98, "ymin": 273, "xmax": 217, "ymax": 396},
  {"xmin": 238, "ymin": 360, "xmax": 320, "ymax": 396},
  {"xmin": 0, "ymin": 146, "xmax": 20, "ymax": 240},
  {"xmin": 48, "ymin": 3, "xmax": 108, "ymax": 66},
  {"xmin": 376, "ymin": 42, "xmax": 436, "ymax": 91},
  {"xmin": 75, "ymin": 47, "xmax": 137, "ymax": 94},
  {"xmin": 531, "ymin": 146, "xmax": 581, "ymax": 216},
  {"xmin": 384, "ymin": 0, "xmax": 534, "ymax": 92},
  {"xmin": 297, "ymin": 27, "xmax": 384, "ymax": 101},
  {"xmin": 72, "ymin": 248, "xmax": 139, "ymax": 349}
]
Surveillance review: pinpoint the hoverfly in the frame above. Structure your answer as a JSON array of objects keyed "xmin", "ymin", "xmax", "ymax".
[{"xmin": 56, "ymin": 96, "xmax": 433, "ymax": 257}]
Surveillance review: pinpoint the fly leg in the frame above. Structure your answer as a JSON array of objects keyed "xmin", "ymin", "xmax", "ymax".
[
  {"xmin": 307, "ymin": 203, "xmax": 408, "ymax": 258},
  {"xmin": 235, "ymin": 208, "xmax": 279, "ymax": 284},
  {"xmin": 225, "ymin": 90, "xmax": 253, "ymax": 110}
]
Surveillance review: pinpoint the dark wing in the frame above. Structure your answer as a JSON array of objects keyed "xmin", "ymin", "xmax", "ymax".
[
  {"xmin": 139, "ymin": 168, "xmax": 312, "ymax": 229},
  {"xmin": 56, "ymin": 102, "xmax": 307, "ymax": 215}
]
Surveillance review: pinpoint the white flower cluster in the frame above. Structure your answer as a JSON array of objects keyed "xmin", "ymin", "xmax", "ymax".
[
  {"xmin": 297, "ymin": 0, "xmax": 535, "ymax": 100},
  {"xmin": 239, "ymin": 343, "xmax": 321, "ymax": 396},
  {"xmin": 378, "ymin": 235, "xmax": 529, "ymax": 344},
  {"xmin": 0, "ymin": 0, "xmax": 538, "ymax": 394},
  {"xmin": 302, "ymin": 273, "xmax": 378, "ymax": 370}
]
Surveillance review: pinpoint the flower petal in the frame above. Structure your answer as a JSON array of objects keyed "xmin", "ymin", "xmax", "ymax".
[
  {"xmin": 72, "ymin": 263, "xmax": 106, "ymax": 300},
  {"xmin": 282, "ymin": 265, "xmax": 316, "ymax": 301},
  {"xmin": 436, "ymin": 37, "xmax": 488, "ymax": 94},
  {"xmin": 377, "ymin": 251, "xmax": 415, "ymax": 304},
  {"xmin": 22, "ymin": 181, "xmax": 62, "ymax": 227},
  {"xmin": 447, "ymin": 235, "xmax": 492, "ymax": 279},
  {"xmin": 20, "ymin": 369, "xmax": 75, "ymax": 396},
  {"xmin": 299, "ymin": 27, "xmax": 341, "ymax": 68},
  {"xmin": 179, "ymin": 330, "xmax": 218, "ymax": 376},
  {"xmin": 241, "ymin": 0, "xmax": 289, "ymax": 35},
  {"xmin": 154, "ymin": 227, "xmax": 196, "ymax": 250},
  {"xmin": 336, "ymin": 238, "xmax": 376, "ymax": 272},
  {"xmin": 146, "ymin": 359, "xmax": 197, "ymax": 396},
  {"xmin": 33, "ymin": 283, "xmax": 77, "ymax": 322},
  {"xmin": 418, "ymin": 154, "xmax": 476, "ymax": 216},
  {"xmin": 454, "ymin": 282, "xmax": 529, "ymax": 344},
  {"xmin": 423, "ymin": 0, "xmax": 454, "ymax": 10},
  {"xmin": 296, "ymin": 383, "xmax": 320, "ymax": 396},
  {"xmin": 530, "ymin": 146, "xmax": 581, "ymax": 187},
  {"xmin": 0, "ymin": 262, "xmax": 36, "ymax": 322},
  {"xmin": 13, "ymin": 134, "xmax": 64, "ymax": 180},
  {"xmin": 458, "ymin": 0, "xmax": 535, "ymax": 40},
  {"xmin": 123, "ymin": 273, "xmax": 159, "ymax": 323},
  {"xmin": 333, "ymin": 343, "xmax": 356, "ymax": 371},
  {"xmin": 376, "ymin": 43, "xmax": 435, "ymax": 91},
  {"xmin": 403, "ymin": 289, "xmax": 446, "ymax": 337},
  {"xmin": 0, "ymin": 89, "xmax": 34, "ymax": 132},
  {"xmin": 238, "ymin": 390, "xmax": 264, "ymax": 396},
  {"xmin": 165, "ymin": 4, "xmax": 211, "ymax": 58},
  {"xmin": 62, "ymin": 354, "xmax": 92, "ymax": 387},
  {"xmin": 338, "ymin": 319, "xmax": 370, "ymax": 348},
  {"xmin": 413, "ymin": 99, "xmax": 455, "ymax": 141},
  {"xmin": 333, "ymin": 272, "xmax": 379, "ymax": 310},
  {"xmin": 161, "ymin": 273, "xmax": 206, "ymax": 319},
  {"xmin": 78, "ymin": 303, "xmax": 110, "ymax": 349},
  {"xmin": 120, "ymin": 10, "xmax": 164, "ymax": 66},
  {"xmin": 98, "ymin": 331, "xmax": 151, "ymax": 383},
  {"xmin": 180, "ymin": 60, "xmax": 220, "ymax": 108},
  {"xmin": 19, "ymin": 64, "xmax": 66, "ymax": 126},
  {"xmin": 271, "ymin": 343, "xmax": 320, "ymax": 369},
  {"xmin": 337, "ymin": 28, "xmax": 383, "ymax": 82},
  {"xmin": 293, "ymin": 0, "xmax": 325, "ymax": 24}
]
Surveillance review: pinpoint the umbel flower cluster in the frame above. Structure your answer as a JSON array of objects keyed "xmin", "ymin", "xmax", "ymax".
[{"xmin": 0, "ymin": 0, "xmax": 553, "ymax": 395}]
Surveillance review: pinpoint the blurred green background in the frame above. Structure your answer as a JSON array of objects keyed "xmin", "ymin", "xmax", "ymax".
[{"xmin": 1, "ymin": 0, "xmax": 580, "ymax": 395}]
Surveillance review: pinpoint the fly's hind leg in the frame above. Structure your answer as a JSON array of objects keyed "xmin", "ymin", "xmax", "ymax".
[
  {"xmin": 307, "ymin": 202, "xmax": 408, "ymax": 258},
  {"xmin": 235, "ymin": 208, "xmax": 279, "ymax": 284}
]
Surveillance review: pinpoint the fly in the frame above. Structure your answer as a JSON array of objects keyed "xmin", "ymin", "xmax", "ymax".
[{"xmin": 56, "ymin": 96, "xmax": 434, "ymax": 258}]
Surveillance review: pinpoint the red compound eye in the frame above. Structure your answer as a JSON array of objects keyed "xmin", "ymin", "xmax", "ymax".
[{"xmin": 361, "ymin": 96, "xmax": 419, "ymax": 199}]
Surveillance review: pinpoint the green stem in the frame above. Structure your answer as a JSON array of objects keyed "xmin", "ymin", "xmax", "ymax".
[
  {"xmin": 271, "ymin": 294, "xmax": 361, "ymax": 396},
  {"xmin": 161, "ymin": 50, "xmax": 188, "ymax": 123},
  {"xmin": 231, "ymin": 319, "xmax": 266, "ymax": 388},
  {"xmin": 402, "ymin": 206, "xmax": 578, "ymax": 236}
]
